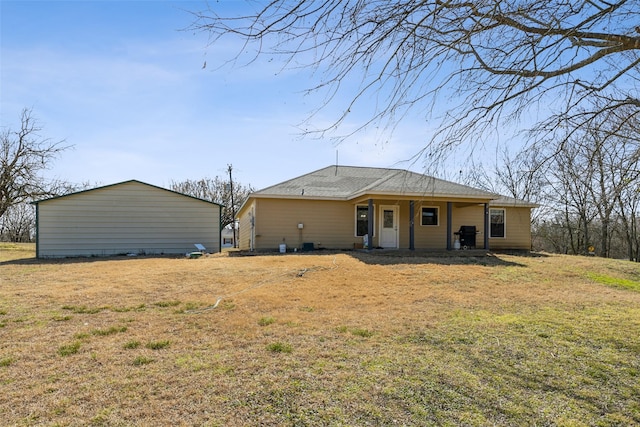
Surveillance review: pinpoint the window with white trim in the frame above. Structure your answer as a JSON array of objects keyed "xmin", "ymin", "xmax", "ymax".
[
  {"xmin": 490, "ymin": 208, "xmax": 505, "ymax": 238},
  {"xmin": 421, "ymin": 207, "xmax": 439, "ymax": 226}
]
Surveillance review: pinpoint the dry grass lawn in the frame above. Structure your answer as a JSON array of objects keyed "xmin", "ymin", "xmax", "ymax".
[{"xmin": 1, "ymin": 243, "xmax": 639, "ymax": 426}]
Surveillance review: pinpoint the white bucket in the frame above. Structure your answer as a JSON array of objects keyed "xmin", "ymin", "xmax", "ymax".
[{"xmin": 279, "ymin": 243, "xmax": 286, "ymax": 253}]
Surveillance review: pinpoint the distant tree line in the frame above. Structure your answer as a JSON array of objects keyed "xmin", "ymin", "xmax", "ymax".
[{"xmin": 169, "ymin": 175, "xmax": 254, "ymax": 230}]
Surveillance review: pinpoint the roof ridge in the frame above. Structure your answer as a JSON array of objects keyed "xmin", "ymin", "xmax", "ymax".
[{"xmin": 31, "ymin": 180, "xmax": 223, "ymax": 206}]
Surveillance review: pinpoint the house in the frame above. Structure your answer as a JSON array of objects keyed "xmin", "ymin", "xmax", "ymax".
[
  {"xmin": 236, "ymin": 165, "xmax": 537, "ymax": 251},
  {"xmin": 32, "ymin": 180, "xmax": 222, "ymax": 258}
]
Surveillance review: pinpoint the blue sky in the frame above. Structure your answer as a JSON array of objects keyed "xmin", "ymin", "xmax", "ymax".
[{"xmin": 1, "ymin": 0, "xmax": 436, "ymax": 190}]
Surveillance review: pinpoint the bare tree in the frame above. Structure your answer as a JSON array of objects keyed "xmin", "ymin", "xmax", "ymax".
[
  {"xmin": 191, "ymin": 1, "xmax": 640, "ymax": 156},
  {"xmin": 464, "ymin": 145, "xmax": 549, "ymax": 202},
  {"xmin": 540, "ymin": 102, "xmax": 640, "ymax": 256},
  {"xmin": 169, "ymin": 176, "xmax": 254, "ymax": 229},
  {"xmin": 617, "ymin": 181, "xmax": 640, "ymax": 261},
  {"xmin": 0, "ymin": 108, "xmax": 69, "ymax": 219},
  {"xmin": 0, "ymin": 203, "xmax": 34, "ymax": 242}
]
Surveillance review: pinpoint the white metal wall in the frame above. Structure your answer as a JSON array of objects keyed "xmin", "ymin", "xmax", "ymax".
[{"xmin": 36, "ymin": 181, "xmax": 220, "ymax": 257}]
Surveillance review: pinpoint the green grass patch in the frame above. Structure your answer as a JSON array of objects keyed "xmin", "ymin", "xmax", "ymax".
[
  {"xmin": 258, "ymin": 316, "xmax": 276, "ymax": 326},
  {"xmin": 51, "ymin": 315, "xmax": 72, "ymax": 322},
  {"xmin": 91, "ymin": 326, "xmax": 128, "ymax": 336},
  {"xmin": 0, "ymin": 357, "xmax": 15, "ymax": 367},
  {"xmin": 153, "ymin": 300, "xmax": 181, "ymax": 308},
  {"xmin": 266, "ymin": 342, "xmax": 292, "ymax": 353},
  {"xmin": 112, "ymin": 304, "xmax": 146, "ymax": 313},
  {"xmin": 132, "ymin": 356, "xmax": 154, "ymax": 366},
  {"xmin": 123, "ymin": 340, "xmax": 141, "ymax": 349},
  {"xmin": 146, "ymin": 340, "xmax": 170, "ymax": 350},
  {"xmin": 351, "ymin": 328, "xmax": 374, "ymax": 338},
  {"xmin": 173, "ymin": 301, "xmax": 204, "ymax": 314},
  {"xmin": 221, "ymin": 300, "xmax": 236, "ymax": 310},
  {"xmin": 58, "ymin": 342, "xmax": 81, "ymax": 357},
  {"xmin": 175, "ymin": 354, "xmax": 212, "ymax": 372},
  {"xmin": 61, "ymin": 305, "xmax": 104, "ymax": 314},
  {"xmin": 587, "ymin": 272, "xmax": 640, "ymax": 291}
]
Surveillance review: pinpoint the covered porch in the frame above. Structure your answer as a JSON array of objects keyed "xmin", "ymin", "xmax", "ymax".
[{"xmin": 353, "ymin": 196, "xmax": 492, "ymax": 251}]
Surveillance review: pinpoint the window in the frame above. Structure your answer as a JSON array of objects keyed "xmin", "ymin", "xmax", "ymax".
[
  {"xmin": 490, "ymin": 208, "xmax": 505, "ymax": 238},
  {"xmin": 355, "ymin": 205, "xmax": 374, "ymax": 237},
  {"xmin": 421, "ymin": 207, "xmax": 439, "ymax": 226}
]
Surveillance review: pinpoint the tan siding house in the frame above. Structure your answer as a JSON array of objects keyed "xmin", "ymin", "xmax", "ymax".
[
  {"xmin": 33, "ymin": 181, "xmax": 222, "ymax": 258},
  {"xmin": 487, "ymin": 197, "xmax": 536, "ymax": 251},
  {"xmin": 237, "ymin": 166, "xmax": 537, "ymax": 252}
]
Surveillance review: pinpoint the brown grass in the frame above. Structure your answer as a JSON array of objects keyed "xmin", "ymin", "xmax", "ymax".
[{"xmin": 1, "ymin": 243, "xmax": 639, "ymax": 425}]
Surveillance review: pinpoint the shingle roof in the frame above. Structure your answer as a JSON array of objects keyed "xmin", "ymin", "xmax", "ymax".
[
  {"xmin": 253, "ymin": 165, "xmax": 499, "ymax": 200},
  {"xmin": 490, "ymin": 195, "xmax": 539, "ymax": 208}
]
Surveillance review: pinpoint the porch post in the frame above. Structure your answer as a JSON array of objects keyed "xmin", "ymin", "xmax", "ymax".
[
  {"xmin": 484, "ymin": 203, "xmax": 490, "ymax": 250},
  {"xmin": 409, "ymin": 200, "xmax": 415, "ymax": 250},
  {"xmin": 368, "ymin": 198, "xmax": 374, "ymax": 250},
  {"xmin": 446, "ymin": 202, "xmax": 452, "ymax": 250}
]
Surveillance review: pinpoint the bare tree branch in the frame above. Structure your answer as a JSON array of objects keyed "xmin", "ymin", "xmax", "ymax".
[
  {"xmin": 190, "ymin": 0, "xmax": 640, "ymax": 159},
  {"xmin": 0, "ymin": 108, "xmax": 70, "ymax": 218}
]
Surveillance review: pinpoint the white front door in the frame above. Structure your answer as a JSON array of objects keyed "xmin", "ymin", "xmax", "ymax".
[{"xmin": 379, "ymin": 205, "xmax": 399, "ymax": 248}]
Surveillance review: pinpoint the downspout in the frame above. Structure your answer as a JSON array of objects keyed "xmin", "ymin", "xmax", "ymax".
[
  {"xmin": 409, "ymin": 200, "xmax": 415, "ymax": 250},
  {"xmin": 484, "ymin": 203, "xmax": 490, "ymax": 250},
  {"xmin": 250, "ymin": 207, "xmax": 255, "ymax": 252},
  {"xmin": 446, "ymin": 202, "xmax": 452, "ymax": 250},
  {"xmin": 368, "ymin": 198, "xmax": 374, "ymax": 250}
]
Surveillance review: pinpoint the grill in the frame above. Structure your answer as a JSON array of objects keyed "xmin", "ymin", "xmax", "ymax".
[{"xmin": 455, "ymin": 226, "xmax": 477, "ymax": 249}]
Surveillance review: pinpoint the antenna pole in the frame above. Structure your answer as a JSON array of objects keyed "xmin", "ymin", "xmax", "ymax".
[{"xmin": 228, "ymin": 164, "xmax": 237, "ymax": 248}]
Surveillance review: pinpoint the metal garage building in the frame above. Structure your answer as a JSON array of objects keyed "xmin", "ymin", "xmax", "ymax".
[{"xmin": 32, "ymin": 180, "xmax": 222, "ymax": 258}]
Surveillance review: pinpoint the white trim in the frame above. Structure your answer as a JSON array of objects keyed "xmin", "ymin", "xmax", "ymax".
[{"xmin": 420, "ymin": 206, "xmax": 440, "ymax": 226}]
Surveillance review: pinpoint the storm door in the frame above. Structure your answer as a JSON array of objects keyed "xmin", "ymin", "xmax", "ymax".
[{"xmin": 379, "ymin": 205, "xmax": 399, "ymax": 248}]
